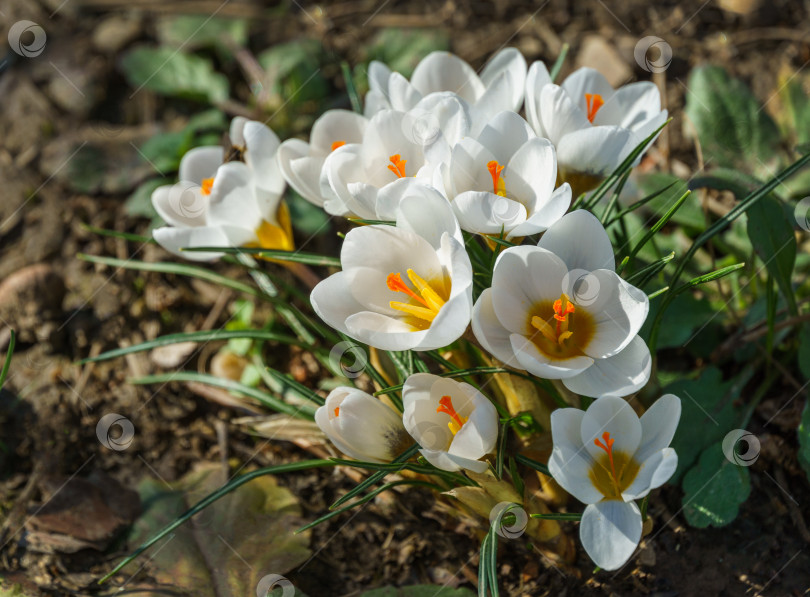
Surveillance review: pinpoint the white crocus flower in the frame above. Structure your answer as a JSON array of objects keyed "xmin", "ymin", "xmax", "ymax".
[
  {"xmin": 320, "ymin": 95, "xmax": 468, "ymax": 220},
  {"xmin": 435, "ymin": 110, "xmax": 571, "ymax": 239},
  {"xmin": 525, "ymin": 63, "xmax": 667, "ymax": 195},
  {"xmin": 315, "ymin": 387, "xmax": 410, "ymax": 463},
  {"xmin": 548, "ymin": 394, "xmax": 681, "ymax": 570},
  {"xmin": 276, "ymin": 109, "xmax": 367, "ymax": 207},
  {"xmin": 310, "ymin": 184, "xmax": 473, "ymax": 351},
  {"xmin": 152, "ymin": 119, "xmax": 291, "ymax": 261},
  {"xmin": 365, "ymin": 48, "xmax": 527, "ymax": 126},
  {"xmin": 402, "ymin": 373, "xmax": 498, "ymax": 473},
  {"xmin": 472, "ymin": 210, "xmax": 651, "ymax": 397}
]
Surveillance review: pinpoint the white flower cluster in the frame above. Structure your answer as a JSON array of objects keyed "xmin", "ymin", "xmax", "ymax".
[{"xmin": 151, "ymin": 48, "xmax": 677, "ymax": 572}]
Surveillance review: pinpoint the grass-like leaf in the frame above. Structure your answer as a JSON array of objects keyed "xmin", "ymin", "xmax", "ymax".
[
  {"xmin": 0, "ymin": 329, "xmax": 15, "ymax": 389},
  {"xmin": 625, "ymin": 251, "xmax": 676, "ymax": 287},
  {"xmin": 330, "ymin": 444, "xmax": 419, "ymax": 509},
  {"xmin": 515, "ymin": 453, "xmax": 551, "ymax": 477},
  {"xmin": 130, "ymin": 372, "xmax": 316, "ymax": 418},
  {"xmin": 621, "ymin": 190, "xmax": 691, "ymax": 272},
  {"xmin": 672, "ymin": 263, "xmax": 746, "ymax": 294},
  {"xmin": 82, "ymin": 223, "xmax": 155, "ymax": 244},
  {"xmin": 262, "ymin": 366, "xmax": 326, "ymax": 406},
  {"xmin": 182, "ymin": 246, "xmax": 341, "ymax": 267}
]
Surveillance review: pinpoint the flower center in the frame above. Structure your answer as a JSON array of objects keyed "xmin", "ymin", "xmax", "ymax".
[
  {"xmin": 436, "ymin": 395, "xmax": 468, "ymax": 435},
  {"xmin": 589, "ymin": 431, "xmax": 641, "ymax": 499},
  {"xmin": 585, "ymin": 93, "xmax": 604, "ymax": 123},
  {"xmin": 386, "ymin": 269, "xmax": 447, "ymax": 328},
  {"xmin": 527, "ymin": 293, "xmax": 595, "ymax": 360},
  {"xmin": 331, "ymin": 140, "xmax": 346, "ymax": 151},
  {"xmin": 388, "ymin": 154, "xmax": 408, "ymax": 178},
  {"xmin": 201, "ymin": 177, "xmax": 215, "ymax": 195},
  {"xmin": 487, "ymin": 160, "xmax": 507, "ymax": 197}
]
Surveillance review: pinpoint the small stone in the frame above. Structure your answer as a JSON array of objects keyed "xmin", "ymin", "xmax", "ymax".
[
  {"xmin": 575, "ymin": 35, "xmax": 632, "ymax": 88},
  {"xmin": 92, "ymin": 14, "xmax": 143, "ymax": 53}
]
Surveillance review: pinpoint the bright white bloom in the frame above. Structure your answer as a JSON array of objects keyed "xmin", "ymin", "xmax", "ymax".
[
  {"xmin": 365, "ymin": 48, "xmax": 527, "ymax": 126},
  {"xmin": 402, "ymin": 373, "xmax": 498, "ymax": 473},
  {"xmin": 525, "ymin": 63, "xmax": 667, "ymax": 194},
  {"xmin": 315, "ymin": 387, "xmax": 409, "ymax": 462},
  {"xmin": 320, "ymin": 96, "xmax": 468, "ymax": 219},
  {"xmin": 472, "ymin": 210, "xmax": 651, "ymax": 397},
  {"xmin": 152, "ymin": 118, "xmax": 291, "ymax": 261},
  {"xmin": 276, "ymin": 109, "xmax": 367, "ymax": 207},
  {"xmin": 548, "ymin": 394, "xmax": 681, "ymax": 570},
  {"xmin": 311, "ymin": 184, "xmax": 472, "ymax": 351},
  {"xmin": 435, "ymin": 110, "xmax": 571, "ymax": 239}
]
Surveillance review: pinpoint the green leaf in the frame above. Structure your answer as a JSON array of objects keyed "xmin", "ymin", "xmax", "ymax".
[
  {"xmin": 357, "ymin": 28, "xmax": 450, "ymax": 88},
  {"xmin": 681, "ymin": 443, "xmax": 750, "ymax": 528},
  {"xmin": 640, "ymin": 292, "xmax": 715, "ymax": 350},
  {"xmin": 358, "ymin": 586, "xmax": 476, "ymax": 597},
  {"xmin": 125, "ymin": 178, "xmax": 166, "ymax": 220},
  {"xmin": 798, "ymin": 398, "xmax": 810, "ymax": 480},
  {"xmin": 156, "ymin": 15, "xmax": 248, "ymax": 50},
  {"xmin": 635, "ymin": 172, "xmax": 705, "ymax": 228},
  {"xmin": 137, "ymin": 131, "xmax": 192, "ymax": 174},
  {"xmin": 777, "ymin": 69, "xmax": 810, "ymax": 147},
  {"xmin": 181, "ymin": 246, "xmax": 341, "ymax": 267},
  {"xmin": 120, "ymin": 46, "xmax": 229, "ymax": 103},
  {"xmin": 126, "ymin": 463, "xmax": 310, "ymax": 597},
  {"xmin": 683, "ymin": 65, "xmax": 781, "ymax": 169},
  {"xmin": 798, "ymin": 324, "xmax": 810, "ymax": 381},
  {"xmin": 747, "ymin": 195, "xmax": 798, "ymax": 315},
  {"xmin": 257, "ymin": 39, "xmax": 329, "ymax": 106},
  {"xmin": 288, "ymin": 190, "xmax": 331, "ymax": 236},
  {"xmin": 664, "ymin": 367, "xmax": 741, "ymax": 481},
  {"xmin": 0, "ymin": 329, "xmax": 15, "ymax": 389}
]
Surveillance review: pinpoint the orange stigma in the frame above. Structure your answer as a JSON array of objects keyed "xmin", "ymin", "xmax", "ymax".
[
  {"xmin": 594, "ymin": 431, "xmax": 621, "ymax": 495},
  {"xmin": 331, "ymin": 140, "xmax": 346, "ymax": 152},
  {"xmin": 436, "ymin": 395, "xmax": 467, "ymax": 434},
  {"xmin": 487, "ymin": 160, "xmax": 506, "ymax": 196},
  {"xmin": 533, "ymin": 293, "xmax": 575, "ymax": 346},
  {"xmin": 201, "ymin": 177, "xmax": 215, "ymax": 195},
  {"xmin": 585, "ymin": 93, "xmax": 604, "ymax": 122},
  {"xmin": 387, "ymin": 272, "xmax": 428, "ymax": 307},
  {"xmin": 386, "ymin": 269, "xmax": 447, "ymax": 325},
  {"xmin": 388, "ymin": 154, "xmax": 407, "ymax": 178},
  {"xmin": 334, "ymin": 406, "xmax": 340, "ymax": 417}
]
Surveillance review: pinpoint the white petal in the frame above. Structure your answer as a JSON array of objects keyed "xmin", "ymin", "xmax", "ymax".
[
  {"xmin": 229, "ymin": 116, "xmax": 247, "ymax": 146},
  {"xmin": 449, "ymin": 138, "xmax": 498, "ymax": 194},
  {"xmin": 471, "ymin": 289, "xmax": 521, "ymax": 367},
  {"xmin": 449, "ymin": 390, "xmax": 498, "ymax": 460},
  {"xmin": 563, "ymin": 335, "xmax": 652, "ymax": 398},
  {"xmin": 510, "ymin": 333, "xmax": 594, "ymax": 379},
  {"xmin": 621, "ymin": 448, "xmax": 678, "ymax": 500},
  {"xmin": 507, "ymin": 183, "xmax": 571, "ymax": 239},
  {"xmin": 243, "ymin": 121, "xmax": 284, "ymax": 195},
  {"xmin": 539, "ymin": 84, "xmax": 591, "ymax": 143},
  {"xmin": 536, "ymin": 210, "xmax": 614, "ymax": 272},
  {"xmin": 178, "ymin": 146, "xmax": 224, "ymax": 185},
  {"xmin": 581, "ymin": 396, "xmax": 642, "ymax": 460},
  {"xmin": 388, "ymin": 71, "xmax": 422, "ymax": 112},
  {"xmin": 635, "ymin": 394, "xmax": 681, "ymax": 463},
  {"xmin": 560, "ymin": 67, "xmax": 615, "ymax": 113},
  {"xmin": 364, "ymin": 89, "xmax": 391, "ymax": 116},
  {"xmin": 310, "ymin": 109, "xmax": 368, "ymax": 153},
  {"xmin": 479, "ymin": 47, "xmax": 527, "ymax": 112},
  {"xmin": 476, "ymin": 110, "xmax": 535, "ymax": 166},
  {"xmin": 151, "ymin": 183, "xmax": 207, "ymax": 228},
  {"xmin": 310, "ymin": 271, "xmax": 367, "ymax": 338},
  {"xmin": 419, "ymin": 448, "xmax": 489, "ymax": 473},
  {"xmin": 152, "ymin": 225, "xmax": 251, "ymax": 261},
  {"xmin": 469, "ymin": 73, "xmax": 520, "ymax": 134},
  {"xmin": 524, "ymin": 61, "xmax": 552, "ymax": 136},
  {"xmin": 490, "ymin": 246, "xmax": 568, "ymax": 333},
  {"xmin": 503, "ymin": 137, "xmax": 556, "ymax": 212},
  {"xmin": 580, "ymin": 501, "xmax": 642, "ymax": 571},
  {"xmin": 367, "ymin": 60, "xmax": 392, "ymax": 94},
  {"xmin": 452, "ymin": 191, "xmax": 527, "ymax": 235},
  {"xmin": 394, "ymin": 187, "xmax": 461, "ymax": 248},
  {"xmin": 548, "ymin": 408, "xmax": 604, "ymax": 504},
  {"xmin": 205, "ymin": 162, "xmax": 262, "ymax": 230},
  {"xmin": 410, "ymin": 52, "xmax": 485, "ymax": 103},
  {"xmin": 345, "ymin": 311, "xmax": 428, "ymax": 351},
  {"xmin": 278, "ymin": 140, "xmax": 326, "ymax": 205},
  {"xmin": 556, "ymin": 126, "xmax": 634, "ymax": 177},
  {"xmin": 574, "ymin": 270, "xmax": 649, "ymax": 359},
  {"xmin": 593, "ymin": 82, "xmax": 662, "ymax": 132}
]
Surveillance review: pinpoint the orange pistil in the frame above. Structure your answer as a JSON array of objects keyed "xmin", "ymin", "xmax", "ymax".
[
  {"xmin": 553, "ymin": 294, "xmax": 575, "ymax": 338},
  {"xmin": 386, "ymin": 269, "xmax": 447, "ymax": 325},
  {"xmin": 585, "ymin": 93, "xmax": 604, "ymax": 122},
  {"xmin": 487, "ymin": 160, "xmax": 506, "ymax": 196},
  {"xmin": 387, "ymin": 272, "xmax": 427, "ymax": 307},
  {"xmin": 334, "ymin": 406, "xmax": 340, "ymax": 417},
  {"xmin": 436, "ymin": 395, "xmax": 467, "ymax": 434},
  {"xmin": 594, "ymin": 431, "xmax": 621, "ymax": 495},
  {"xmin": 331, "ymin": 140, "xmax": 346, "ymax": 152},
  {"xmin": 532, "ymin": 293, "xmax": 575, "ymax": 346},
  {"xmin": 388, "ymin": 154, "xmax": 407, "ymax": 178},
  {"xmin": 201, "ymin": 177, "xmax": 215, "ymax": 195}
]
